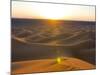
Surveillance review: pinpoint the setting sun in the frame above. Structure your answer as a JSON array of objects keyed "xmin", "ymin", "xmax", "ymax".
[{"xmin": 40, "ymin": 6, "xmax": 67, "ymax": 20}]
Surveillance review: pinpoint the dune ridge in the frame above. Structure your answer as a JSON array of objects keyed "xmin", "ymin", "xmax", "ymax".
[{"xmin": 12, "ymin": 57, "xmax": 95, "ymax": 74}]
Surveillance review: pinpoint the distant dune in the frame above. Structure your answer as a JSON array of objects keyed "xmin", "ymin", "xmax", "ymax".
[{"xmin": 12, "ymin": 57, "xmax": 95, "ymax": 74}]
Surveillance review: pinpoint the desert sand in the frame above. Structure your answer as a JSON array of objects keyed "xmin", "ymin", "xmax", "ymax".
[
  {"xmin": 11, "ymin": 19, "xmax": 96, "ymax": 74},
  {"xmin": 12, "ymin": 19, "xmax": 96, "ymax": 64},
  {"xmin": 12, "ymin": 57, "xmax": 95, "ymax": 74}
]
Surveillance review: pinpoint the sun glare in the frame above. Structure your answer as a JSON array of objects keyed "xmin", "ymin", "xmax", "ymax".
[
  {"xmin": 40, "ymin": 5, "xmax": 67, "ymax": 20},
  {"xmin": 57, "ymin": 57, "xmax": 62, "ymax": 64}
]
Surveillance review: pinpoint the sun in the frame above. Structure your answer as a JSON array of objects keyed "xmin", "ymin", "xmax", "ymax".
[
  {"xmin": 42, "ymin": 11, "xmax": 65, "ymax": 20},
  {"xmin": 40, "ymin": 5, "xmax": 67, "ymax": 20}
]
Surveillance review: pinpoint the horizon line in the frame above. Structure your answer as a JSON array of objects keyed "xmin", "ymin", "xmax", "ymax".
[{"xmin": 11, "ymin": 17, "xmax": 96, "ymax": 22}]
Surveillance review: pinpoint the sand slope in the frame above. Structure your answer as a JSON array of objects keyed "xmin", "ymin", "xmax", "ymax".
[{"xmin": 12, "ymin": 57, "xmax": 95, "ymax": 74}]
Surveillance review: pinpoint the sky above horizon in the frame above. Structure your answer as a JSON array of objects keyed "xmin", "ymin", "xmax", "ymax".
[{"xmin": 12, "ymin": 1, "xmax": 95, "ymax": 21}]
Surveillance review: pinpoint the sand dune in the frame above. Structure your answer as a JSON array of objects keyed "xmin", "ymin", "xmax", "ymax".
[
  {"xmin": 12, "ymin": 19, "xmax": 96, "ymax": 74},
  {"xmin": 11, "ymin": 37, "xmax": 95, "ymax": 64},
  {"xmin": 12, "ymin": 23, "xmax": 95, "ymax": 47},
  {"xmin": 12, "ymin": 28, "xmax": 95, "ymax": 48},
  {"xmin": 12, "ymin": 19, "xmax": 96, "ymax": 64},
  {"xmin": 12, "ymin": 57, "xmax": 95, "ymax": 74}
]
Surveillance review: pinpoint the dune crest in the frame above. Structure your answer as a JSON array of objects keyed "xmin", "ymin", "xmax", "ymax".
[{"xmin": 12, "ymin": 57, "xmax": 95, "ymax": 74}]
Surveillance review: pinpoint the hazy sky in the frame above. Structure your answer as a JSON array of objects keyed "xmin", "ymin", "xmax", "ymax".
[{"xmin": 12, "ymin": 1, "xmax": 95, "ymax": 21}]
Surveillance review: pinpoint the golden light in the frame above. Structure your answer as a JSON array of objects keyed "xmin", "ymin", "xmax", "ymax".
[
  {"xmin": 56, "ymin": 57, "xmax": 62, "ymax": 64},
  {"xmin": 40, "ymin": 5, "xmax": 67, "ymax": 20}
]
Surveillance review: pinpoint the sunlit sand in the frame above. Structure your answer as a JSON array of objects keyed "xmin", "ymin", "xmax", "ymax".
[{"xmin": 12, "ymin": 57, "xmax": 95, "ymax": 74}]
